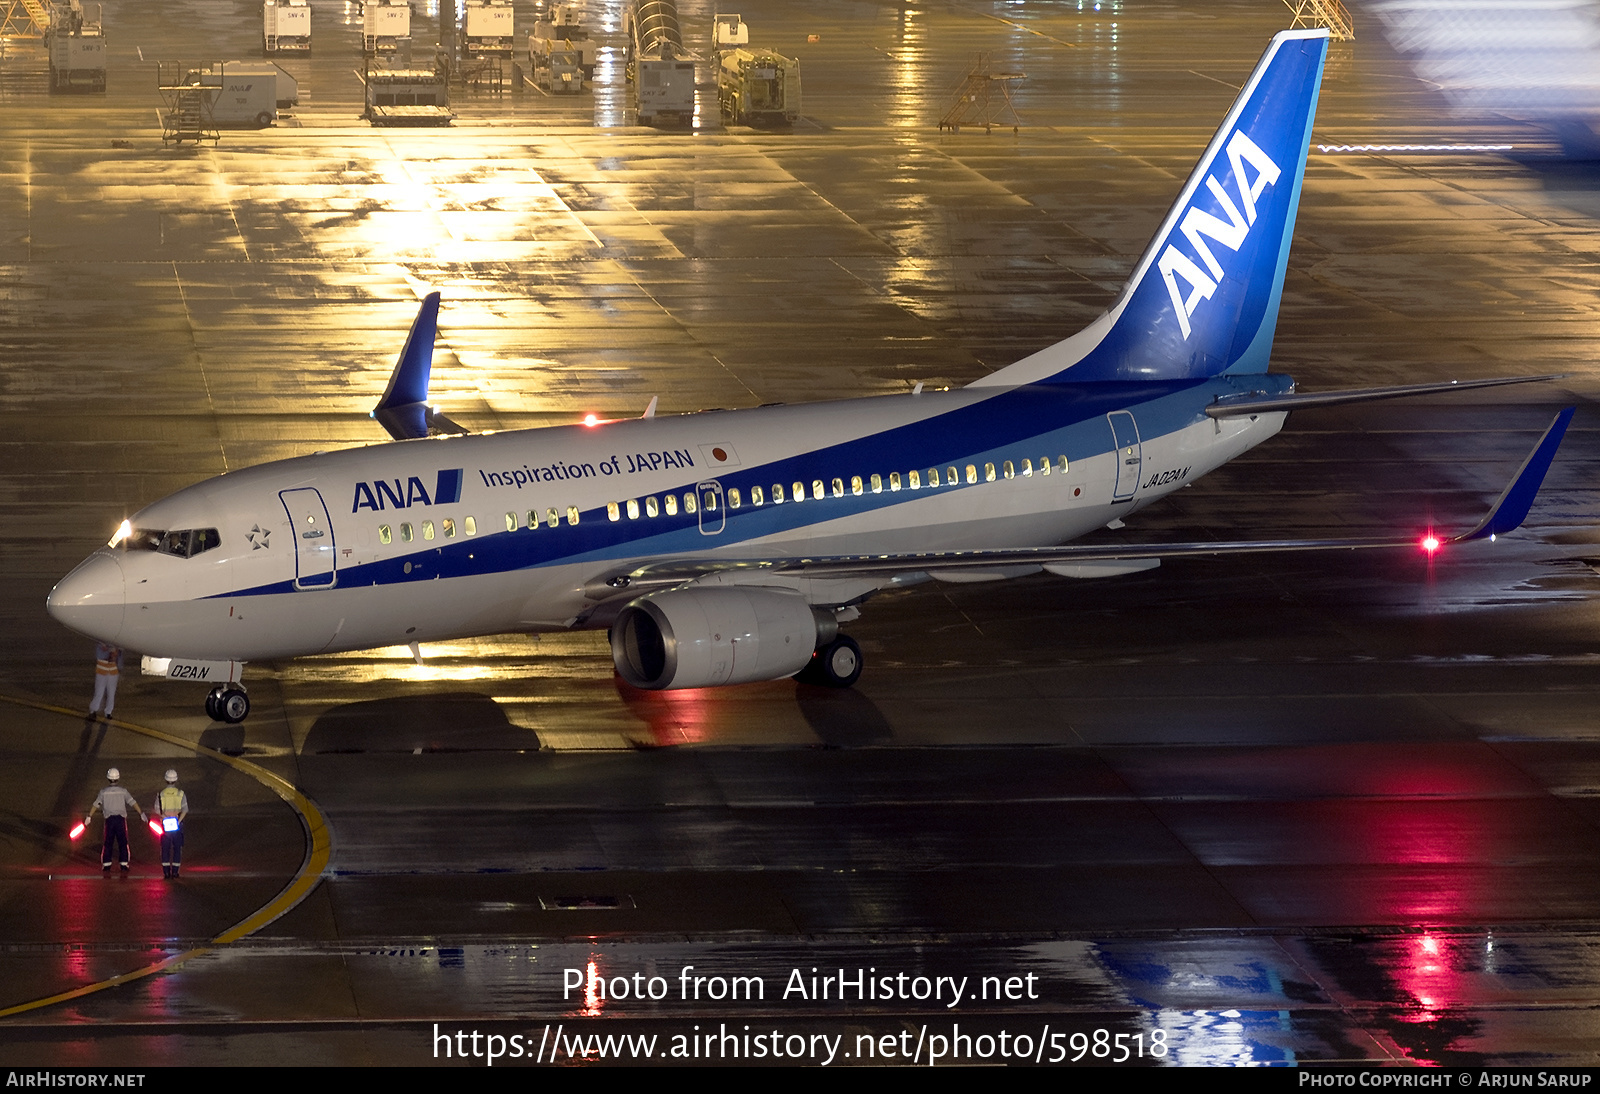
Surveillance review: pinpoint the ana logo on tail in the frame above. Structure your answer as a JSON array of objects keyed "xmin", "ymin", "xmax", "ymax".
[{"xmin": 1157, "ymin": 130, "xmax": 1282, "ymax": 339}]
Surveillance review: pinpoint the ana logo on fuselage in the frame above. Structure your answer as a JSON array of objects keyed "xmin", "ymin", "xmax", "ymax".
[
  {"xmin": 351, "ymin": 468, "xmax": 464, "ymax": 514},
  {"xmin": 1156, "ymin": 129, "xmax": 1282, "ymax": 340}
]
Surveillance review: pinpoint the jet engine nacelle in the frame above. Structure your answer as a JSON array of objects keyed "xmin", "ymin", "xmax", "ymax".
[{"xmin": 610, "ymin": 586, "xmax": 825, "ymax": 689}]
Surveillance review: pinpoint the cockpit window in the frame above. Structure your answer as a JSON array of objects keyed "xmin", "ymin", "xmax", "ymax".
[{"xmin": 121, "ymin": 527, "xmax": 221, "ymax": 559}]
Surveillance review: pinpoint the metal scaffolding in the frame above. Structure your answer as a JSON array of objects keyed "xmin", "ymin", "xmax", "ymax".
[
  {"xmin": 939, "ymin": 53, "xmax": 1023, "ymax": 133},
  {"xmin": 1283, "ymin": 0, "xmax": 1355, "ymax": 42}
]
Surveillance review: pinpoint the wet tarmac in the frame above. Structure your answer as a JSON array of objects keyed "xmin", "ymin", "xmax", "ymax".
[{"xmin": 4, "ymin": 0, "xmax": 1600, "ymax": 1067}]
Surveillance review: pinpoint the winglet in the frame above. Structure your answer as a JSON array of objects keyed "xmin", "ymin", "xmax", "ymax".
[
  {"xmin": 1457, "ymin": 407, "xmax": 1574, "ymax": 541},
  {"xmin": 372, "ymin": 293, "xmax": 460, "ymax": 440}
]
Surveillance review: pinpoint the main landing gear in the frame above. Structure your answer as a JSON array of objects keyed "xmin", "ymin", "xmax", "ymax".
[
  {"xmin": 794, "ymin": 634, "xmax": 863, "ymax": 688},
  {"xmin": 205, "ymin": 684, "xmax": 250, "ymax": 724}
]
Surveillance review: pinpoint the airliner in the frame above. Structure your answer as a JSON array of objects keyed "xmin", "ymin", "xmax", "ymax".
[{"xmin": 47, "ymin": 29, "xmax": 1572, "ymax": 724}]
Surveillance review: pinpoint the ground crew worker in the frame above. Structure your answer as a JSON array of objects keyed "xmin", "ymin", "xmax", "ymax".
[
  {"xmin": 85, "ymin": 767, "xmax": 146, "ymax": 875},
  {"xmin": 90, "ymin": 642, "xmax": 123, "ymax": 719},
  {"xmin": 153, "ymin": 769, "xmax": 189, "ymax": 879}
]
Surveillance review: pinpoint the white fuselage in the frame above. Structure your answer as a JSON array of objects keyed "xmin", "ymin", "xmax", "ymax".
[{"xmin": 48, "ymin": 377, "xmax": 1284, "ymax": 663}]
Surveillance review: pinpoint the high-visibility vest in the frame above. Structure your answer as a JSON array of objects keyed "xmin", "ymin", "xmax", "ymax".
[{"xmin": 159, "ymin": 787, "xmax": 185, "ymax": 816}]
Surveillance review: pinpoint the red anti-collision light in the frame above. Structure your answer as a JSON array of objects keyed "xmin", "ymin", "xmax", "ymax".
[{"xmin": 1421, "ymin": 534, "xmax": 1441, "ymax": 555}]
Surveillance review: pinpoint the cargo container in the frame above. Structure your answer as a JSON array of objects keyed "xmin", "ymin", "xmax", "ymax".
[
  {"xmin": 46, "ymin": 2, "xmax": 106, "ymax": 93},
  {"xmin": 262, "ymin": 0, "xmax": 311, "ymax": 54},
  {"xmin": 362, "ymin": 0, "xmax": 410, "ymax": 53},
  {"xmin": 463, "ymin": 0, "xmax": 514, "ymax": 56}
]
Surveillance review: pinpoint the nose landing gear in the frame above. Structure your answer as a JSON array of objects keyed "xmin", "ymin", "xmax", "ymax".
[{"xmin": 205, "ymin": 684, "xmax": 251, "ymax": 724}]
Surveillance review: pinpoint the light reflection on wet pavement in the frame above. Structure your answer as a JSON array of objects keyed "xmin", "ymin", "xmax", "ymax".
[{"xmin": 4, "ymin": 0, "xmax": 1600, "ymax": 1067}]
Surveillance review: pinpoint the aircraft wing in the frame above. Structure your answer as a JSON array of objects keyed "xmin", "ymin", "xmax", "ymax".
[
  {"xmin": 588, "ymin": 408, "xmax": 1574, "ymax": 600},
  {"xmin": 1206, "ymin": 374, "xmax": 1563, "ymax": 418}
]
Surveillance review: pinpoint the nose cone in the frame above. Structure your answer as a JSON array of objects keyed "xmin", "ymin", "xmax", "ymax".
[{"xmin": 48, "ymin": 551, "xmax": 126, "ymax": 644}]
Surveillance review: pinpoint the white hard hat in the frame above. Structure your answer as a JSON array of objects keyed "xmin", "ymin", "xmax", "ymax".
[
  {"xmin": 107, "ymin": 767, "xmax": 120, "ymax": 781},
  {"xmin": 164, "ymin": 769, "xmax": 178, "ymax": 783}
]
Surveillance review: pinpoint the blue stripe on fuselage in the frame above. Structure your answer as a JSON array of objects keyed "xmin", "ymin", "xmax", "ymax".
[{"xmin": 215, "ymin": 376, "xmax": 1281, "ymax": 598}]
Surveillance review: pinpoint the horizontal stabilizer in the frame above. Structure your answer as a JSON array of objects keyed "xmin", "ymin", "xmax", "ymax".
[{"xmin": 1206, "ymin": 374, "xmax": 1563, "ymax": 418}]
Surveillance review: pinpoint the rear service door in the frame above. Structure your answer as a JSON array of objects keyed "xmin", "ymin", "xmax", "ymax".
[
  {"xmin": 1107, "ymin": 411, "xmax": 1143, "ymax": 501},
  {"xmin": 280, "ymin": 488, "xmax": 337, "ymax": 588}
]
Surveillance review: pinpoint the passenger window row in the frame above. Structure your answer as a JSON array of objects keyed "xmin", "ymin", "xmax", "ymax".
[
  {"xmin": 600, "ymin": 455, "xmax": 1070, "ymax": 520},
  {"xmin": 371, "ymin": 454, "xmax": 1072, "ymax": 542}
]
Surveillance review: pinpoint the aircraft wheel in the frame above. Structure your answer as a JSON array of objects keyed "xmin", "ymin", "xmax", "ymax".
[
  {"xmin": 217, "ymin": 686, "xmax": 251, "ymax": 724},
  {"xmin": 204, "ymin": 686, "xmax": 225, "ymax": 722},
  {"xmin": 797, "ymin": 635, "xmax": 862, "ymax": 689}
]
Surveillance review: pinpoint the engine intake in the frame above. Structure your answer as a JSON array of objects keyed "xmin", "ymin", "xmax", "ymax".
[{"xmin": 611, "ymin": 586, "xmax": 824, "ymax": 689}]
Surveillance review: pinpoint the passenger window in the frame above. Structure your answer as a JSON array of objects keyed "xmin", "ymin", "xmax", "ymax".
[
  {"xmin": 947, "ymin": 466, "xmax": 959, "ymax": 485},
  {"xmin": 527, "ymin": 510, "xmax": 539, "ymax": 529},
  {"xmin": 684, "ymin": 492, "xmax": 697, "ymax": 514},
  {"xmin": 380, "ymin": 524, "xmax": 392, "ymax": 545},
  {"xmin": 627, "ymin": 499, "xmax": 640, "ymax": 519},
  {"xmin": 665, "ymin": 494, "xmax": 678, "ymax": 516},
  {"xmin": 909, "ymin": 469, "xmax": 921, "ymax": 490},
  {"xmin": 1039, "ymin": 456, "xmax": 1050, "ymax": 475},
  {"xmin": 890, "ymin": 472, "xmax": 901, "ymax": 492},
  {"xmin": 793, "ymin": 481, "xmax": 805, "ymax": 502},
  {"xmin": 813, "ymin": 480, "xmax": 825, "ymax": 500},
  {"xmin": 728, "ymin": 488, "xmax": 741, "ymax": 509},
  {"xmin": 443, "ymin": 518, "xmax": 456, "ymax": 538},
  {"xmin": 505, "ymin": 512, "xmax": 518, "ymax": 532},
  {"xmin": 985, "ymin": 462, "xmax": 996, "ymax": 482},
  {"xmin": 1003, "ymin": 460, "xmax": 1014, "ymax": 480},
  {"xmin": 831, "ymin": 477, "xmax": 843, "ymax": 498},
  {"xmin": 607, "ymin": 502, "xmax": 620, "ymax": 522},
  {"xmin": 772, "ymin": 483, "xmax": 785, "ymax": 503},
  {"xmin": 870, "ymin": 474, "xmax": 882, "ymax": 494},
  {"xmin": 1021, "ymin": 459, "xmax": 1033, "ymax": 477},
  {"xmin": 927, "ymin": 468, "xmax": 940, "ymax": 487},
  {"xmin": 1058, "ymin": 455, "xmax": 1069, "ymax": 473},
  {"xmin": 702, "ymin": 489, "xmax": 717, "ymax": 512},
  {"xmin": 464, "ymin": 516, "xmax": 476, "ymax": 536},
  {"xmin": 752, "ymin": 485, "xmax": 764, "ymax": 506},
  {"xmin": 567, "ymin": 506, "xmax": 580, "ymax": 526},
  {"xmin": 423, "ymin": 521, "xmax": 435, "ymax": 541},
  {"xmin": 966, "ymin": 464, "xmax": 977, "ymax": 484},
  {"xmin": 401, "ymin": 523, "xmax": 413, "ymax": 543},
  {"xmin": 547, "ymin": 508, "xmax": 559, "ymax": 528},
  {"xmin": 647, "ymin": 496, "xmax": 660, "ymax": 517},
  {"xmin": 850, "ymin": 476, "xmax": 862, "ymax": 496}
]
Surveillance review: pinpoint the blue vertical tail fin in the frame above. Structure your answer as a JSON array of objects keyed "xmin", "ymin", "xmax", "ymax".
[{"xmin": 972, "ymin": 29, "xmax": 1329, "ymax": 388}]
